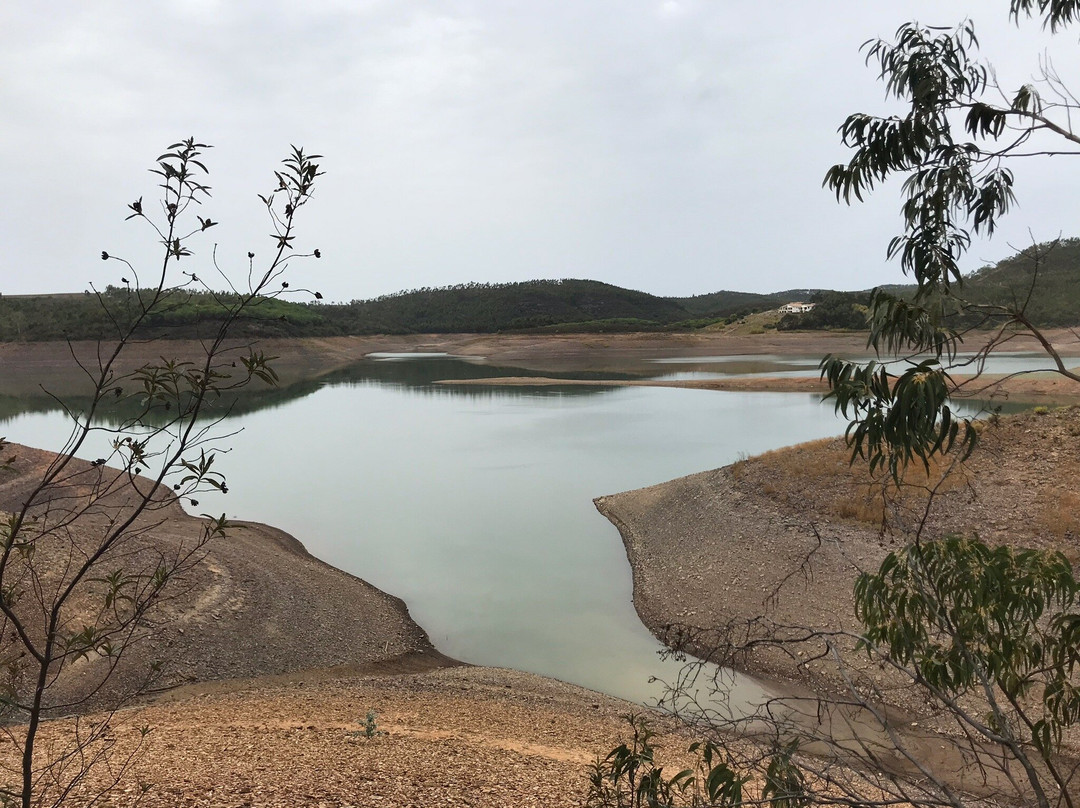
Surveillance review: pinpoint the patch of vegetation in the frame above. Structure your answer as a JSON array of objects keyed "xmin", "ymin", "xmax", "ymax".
[
  {"xmin": 776, "ymin": 291, "xmax": 870, "ymax": 331},
  {"xmin": 959, "ymin": 237, "xmax": 1080, "ymax": 327},
  {"xmin": 324, "ymin": 279, "xmax": 691, "ymax": 334},
  {"xmin": 671, "ymin": 288, "xmax": 820, "ymax": 319},
  {"xmin": 587, "ymin": 714, "xmax": 800, "ymax": 808},
  {"xmin": 0, "ymin": 288, "xmax": 331, "ymax": 341}
]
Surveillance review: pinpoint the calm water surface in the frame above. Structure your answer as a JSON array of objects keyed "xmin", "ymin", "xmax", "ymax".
[
  {"xmin": 647, "ymin": 351, "xmax": 1065, "ymax": 382},
  {"xmin": 0, "ymin": 357, "xmax": 868, "ymax": 704}
]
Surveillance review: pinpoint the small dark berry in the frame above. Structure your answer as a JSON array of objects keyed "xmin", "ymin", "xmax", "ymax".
[
  {"xmin": 282, "ymin": 281, "xmax": 289, "ymax": 288},
  {"xmin": 101, "ymin": 252, "xmax": 109, "ymax": 260},
  {"xmin": 314, "ymin": 249, "xmax": 321, "ymax": 259},
  {"xmin": 248, "ymin": 252, "xmax": 255, "ymax": 259}
]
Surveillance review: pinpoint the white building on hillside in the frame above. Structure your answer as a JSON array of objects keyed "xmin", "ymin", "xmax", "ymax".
[{"xmin": 778, "ymin": 302, "xmax": 815, "ymax": 314}]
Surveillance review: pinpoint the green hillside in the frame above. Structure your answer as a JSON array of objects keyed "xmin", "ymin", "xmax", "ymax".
[
  {"xmin": 3, "ymin": 240, "xmax": 1079, "ymax": 342},
  {"xmin": 329, "ymin": 279, "xmax": 692, "ymax": 333},
  {"xmin": 959, "ymin": 238, "xmax": 1080, "ymax": 326},
  {"xmin": 845, "ymin": 239, "xmax": 1080, "ymax": 328},
  {"xmin": 673, "ymin": 289, "xmax": 841, "ymax": 321},
  {"xmin": 0, "ymin": 287, "xmax": 327, "ymax": 342}
]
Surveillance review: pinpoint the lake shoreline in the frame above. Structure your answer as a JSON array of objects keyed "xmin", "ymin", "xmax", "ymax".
[
  {"xmin": 7, "ymin": 329, "xmax": 1080, "ymax": 402},
  {"xmin": 0, "ymin": 439, "xmax": 673, "ymax": 806},
  {"xmin": 594, "ymin": 409, "xmax": 1080, "ymax": 759},
  {"xmin": 0, "ymin": 442, "xmax": 458, "ymax": 710},
  {"xmin": 434, "ymin": 371, "xmax": 1080, "ymax": 404}
]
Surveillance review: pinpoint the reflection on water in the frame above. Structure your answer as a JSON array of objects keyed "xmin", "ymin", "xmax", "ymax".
[
  {"xmin": 647, "ymin": 354, "xmax": 822, "ymax": 379},
  {"xmin": 645, "ymin": 351, "xmax": 1074, "ymax": 383},
  {"xmin": 0, "ymin": 357, "xmax": 637, "ymax": 431},
  {"xmin": 2, "ymin": 350, "xmax": 1060, "ymax": 429}
]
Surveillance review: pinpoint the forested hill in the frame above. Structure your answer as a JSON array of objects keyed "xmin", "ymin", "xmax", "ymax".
[
  {"xmin": 2, "ymin": 239, "xmax": 1079, "ymax": 341},
  {"xmin": 672, "ymin": 288, "xmax": 822, "ymax": 316},
  {"xmin": 332, "ymin": 280, "xmax": 692, "ymax": 333},
  {"xmin": 958, "ymin": 238, "xmax": 1080, "ymax": 327},
  {"xmin": 0, "ymin": 280, "xmax": 796, "ymax": 341}
]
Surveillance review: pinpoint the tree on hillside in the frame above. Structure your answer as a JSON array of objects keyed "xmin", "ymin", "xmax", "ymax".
[
  {"xmin": 775, "ymin": 291, "xmax": 869, "ymax": 331},
  {"xmin": 593, "ymin": 3, "xmax": 1080, "ymax": 807},
  {"xmin": 0, "ymin": 139, "xmax": 322, "ymax": 807}
]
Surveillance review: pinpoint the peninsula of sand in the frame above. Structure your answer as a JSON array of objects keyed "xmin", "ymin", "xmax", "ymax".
[{"xmin": 3, "ymin": 329, "xmax": 1080, "ymax": 804}]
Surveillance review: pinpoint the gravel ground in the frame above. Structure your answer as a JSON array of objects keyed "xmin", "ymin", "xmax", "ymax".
[{"xmin": 7, "ymin": 667, "xmax": 669, "ymax": 808}]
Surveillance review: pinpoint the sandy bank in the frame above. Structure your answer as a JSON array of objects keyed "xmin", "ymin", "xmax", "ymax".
[
  {"xmin": 0, "ymin": 443, "xmax": 448, "ymax": 711},
  {"xmin": 594, "ymin": 468, "xmax": 883, "ymax": 701},
  {"xmin": 593, "ymin": 408, "xmax": 1080, "ymax": 802}
]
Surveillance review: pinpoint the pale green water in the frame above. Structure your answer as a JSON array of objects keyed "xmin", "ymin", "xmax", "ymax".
[{"xmin": 0, "ymin": 356, "xmax": 859, "ymax": 705}]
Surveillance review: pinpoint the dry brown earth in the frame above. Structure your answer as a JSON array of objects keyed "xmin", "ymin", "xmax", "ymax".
[
  {"xmin": 0, "ymin": 444, "xmax": 443, "ymax": 711},
  {"xmin": 2, "ymin": 666, "xmax": 675, "ymax": 808},
  {"xmin": 595, "ymin": 407, "xmax": 1080, "ymax": 717}
]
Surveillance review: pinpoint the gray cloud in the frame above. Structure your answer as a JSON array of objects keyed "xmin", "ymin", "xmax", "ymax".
[{"xmin": 2, "ymin": 1, "xmax": 1078, "ymax": 301}]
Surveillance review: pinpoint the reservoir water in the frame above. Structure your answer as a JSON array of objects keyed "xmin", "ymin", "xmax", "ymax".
[{"xmin": 0, "ymin": 354, "xmax": 997, "ymax": 704}]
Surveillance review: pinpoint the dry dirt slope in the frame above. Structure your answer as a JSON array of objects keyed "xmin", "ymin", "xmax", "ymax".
[
  {"xmin": 0, "ymin": 443, "xmax": 445, "ymax": 711},
  {"xmin": 596, "ymin": 406, "xmax": 1080, "ymax": 711},
  {"xmin": 15, "ymin": 667, "xmax": 661, "ymax": 808}
]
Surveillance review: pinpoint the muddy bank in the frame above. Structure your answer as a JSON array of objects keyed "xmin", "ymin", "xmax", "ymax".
[
  {"xmin": 5, "ymin": 329, "xmax": 1080, "ymax": 398},
  {"xmin": 0, "ymin": 443, "xmax": 450, "ymax": 711}
]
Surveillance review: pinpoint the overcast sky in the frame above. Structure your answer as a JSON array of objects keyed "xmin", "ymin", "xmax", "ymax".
[{"xmin": 3, "ymin": 1, "xmax": 1079, "ymax": 302}]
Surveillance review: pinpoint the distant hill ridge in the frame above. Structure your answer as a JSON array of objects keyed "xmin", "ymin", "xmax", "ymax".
[{"xmin": 2, "ymin": 239, "xmax": 1078, "ymax": 341}]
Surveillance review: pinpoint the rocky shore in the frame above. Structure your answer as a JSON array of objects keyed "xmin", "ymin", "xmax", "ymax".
[{"xmin": 595, "ymin": 407, "xmax": 1080, "ymax": 720}]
